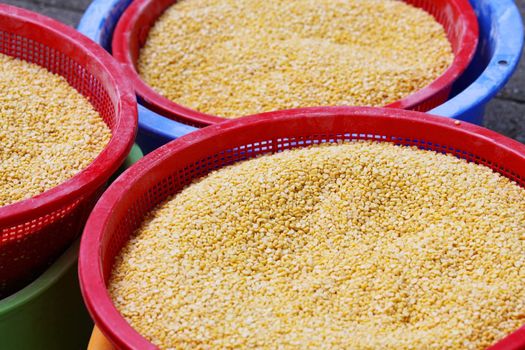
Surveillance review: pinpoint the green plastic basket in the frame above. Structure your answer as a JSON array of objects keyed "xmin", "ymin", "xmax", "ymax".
[{"xmin": 0, "ymin": 145, "xmax": 143, "ymax": 350}]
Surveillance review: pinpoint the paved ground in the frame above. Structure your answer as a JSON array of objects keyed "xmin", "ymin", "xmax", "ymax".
[{"xmin": 3, "ymin": 0, "xmax": 525, "ymax": 142}]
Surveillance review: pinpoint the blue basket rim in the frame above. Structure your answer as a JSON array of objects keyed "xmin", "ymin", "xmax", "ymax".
[{"xmin": 430, "ymin": 0, "xmax": 524, "ymax": 117}]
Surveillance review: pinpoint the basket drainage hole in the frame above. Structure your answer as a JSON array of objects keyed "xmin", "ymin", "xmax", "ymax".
[{"xmin": 498, "ymin": 60, "xmax": 509, "ymax": 66}]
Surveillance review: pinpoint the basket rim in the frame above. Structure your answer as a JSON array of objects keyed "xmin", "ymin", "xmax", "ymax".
[
  {"xmin": 112, "ymin": 0, "xmax": 479, "ymax": 127},
  {"xmin": 79, "ymin": 106, "xmax": 525, "ymax": 350},
  {"xmin": 0, "ymin": 4, "xmax": 138, "ymax": 228},
  {"xmin": 430, "ymin": 0, "xmax": 525, "ymax": 118}
]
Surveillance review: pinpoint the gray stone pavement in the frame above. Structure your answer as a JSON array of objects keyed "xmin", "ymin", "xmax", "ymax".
[
  {"xmin": 485, "ymin": 0, "xmax": 525, "ymax": 142},
  {"xmin": 3, "ymin": 0, "xmax": 525, "ymax": 142}
]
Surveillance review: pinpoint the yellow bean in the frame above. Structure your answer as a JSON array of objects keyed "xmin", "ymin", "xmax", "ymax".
[{"xmin": 111, "ymin": 141, "xmax": 525, "ymax": 349}]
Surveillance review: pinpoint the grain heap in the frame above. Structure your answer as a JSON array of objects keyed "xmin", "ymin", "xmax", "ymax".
[
  {"xmin": 0, "ymin": 53, "xmax": 111, "ymax": 207},
  {"xmin": 138, "ymin": 0, "xmax": 454, "ymax": 118},
  {"xmin": 110, "ymin": 141, "xmax": 525, "ymax": 350}
]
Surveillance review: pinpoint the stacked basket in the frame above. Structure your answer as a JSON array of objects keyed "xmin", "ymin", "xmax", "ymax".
[
  {"xmin": 0, "ymin": 4, "xmax": 137, "ymax": 297},
  {"xmin": 0, "ymin": 4, "xmax": 138, "ymax": 349},
  {"xmin": 78, "ymin": 0, "xmax": 523, "ymax": 153}
]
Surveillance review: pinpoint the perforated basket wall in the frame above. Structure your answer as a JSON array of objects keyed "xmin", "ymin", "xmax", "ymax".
[
  {"xmin": 80, "ymin": 107, "xmax": 525, "ymax": 350},
  {"xmin": 0, "ymin": 4, "xmax": 137, "ymax": 298},
  {"xmin": 112, "ymin": 0, "xmax": 478, "ymax": 127}
]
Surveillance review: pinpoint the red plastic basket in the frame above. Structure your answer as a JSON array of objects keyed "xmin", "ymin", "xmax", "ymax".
[
  {"xmin": 112, "ymin": 0, "xmax": 478, "ymax": 127},
  {"xmin": 0, "ymin": 4, "xmax": 137, "ymax": 298},
  {"xmin": 80, "ymin": 107, "xmax": 525, "ymax": 350}
]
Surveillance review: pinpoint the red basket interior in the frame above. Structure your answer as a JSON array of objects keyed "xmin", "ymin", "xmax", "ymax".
[
  {"xmin": 80, "ymin": 107, "xmax": 525, "ymax": 350},
  {"xmin": 0, "ymin": 4, "xmax": 137, "ymax": 298},
  {"xmin": 112, "ymin": 0, "xmax": 478, "ymax": 127}
]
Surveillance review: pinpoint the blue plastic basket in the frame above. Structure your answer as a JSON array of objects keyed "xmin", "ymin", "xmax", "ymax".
[
  {"xmin": 432, "ymin": 1, "xmax": 524, "ymax": 121},
  {"xmin": 78, "ymin": 0, "xmax": 523, "ymax": 154}
]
